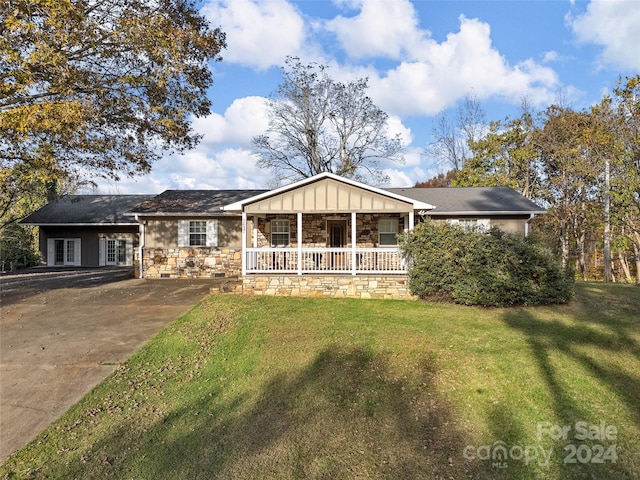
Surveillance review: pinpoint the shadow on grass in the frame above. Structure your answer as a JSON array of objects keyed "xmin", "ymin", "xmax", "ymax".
[
  {"xmin": 61, "ymin": 345, "xmax": 495, "ymax": 479},
  {"xmin": 499, "ymin": 283, "xmax": 640, "ymax": 479}
]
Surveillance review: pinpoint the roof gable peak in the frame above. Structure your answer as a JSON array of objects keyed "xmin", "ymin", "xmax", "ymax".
[{"xmin": 224, "ymin": 172, "xmax": 434, "ymax": 212}]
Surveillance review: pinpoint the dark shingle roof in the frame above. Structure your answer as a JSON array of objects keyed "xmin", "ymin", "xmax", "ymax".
[
  {"xmin": 130, "ymin": 190, "xmax": 268, "ymax": 215},
  {"xmin": 20, "ymin": 195, "xmax": 155, "ymax": 225},
  {"xmin": 386, "ymin": 187, "xmax": 545, "ymax": 215},
  {"xmin": 20, "ymin": 186, "xmax": 544, "ymax": 225}
]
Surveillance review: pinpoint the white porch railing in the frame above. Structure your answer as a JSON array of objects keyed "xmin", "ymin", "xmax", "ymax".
[{"xmin": 245, "ymin": 247, "xmax": 407, "ymax": 274}]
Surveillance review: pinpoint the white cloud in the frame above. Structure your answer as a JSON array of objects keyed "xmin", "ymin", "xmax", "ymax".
[
  {"xmin": 570, "ymin": 0, "xmax": 640, "ymax": 70},
  {"xmin": 202, "ymin": 0, "xmax": 306, "ymax": 69},
  {"xmin": 542, "ymin": 50, "xmax": 560, "ymax": 64},
  {"xmin": 409, "ymin": 166, "xmax": 428, "ymax": 182},
  {"xmin": 162, "ymin": 151, "xmax": 226, "ymax": 187},
  {"xmin": 214, "ymin": 148, "xmax": 262, "ymax": 184},
  {"xmin": 326, "ymin": 0, "xmax": 429, "ymax": 59},
  {"xmin": 92, "ymin": 147, "xmax": 265, "ymax": 193},
  {"xmin": 385, "ymin": 115, "xmax": 412, "ymax": 146},
  {"xmin": 161, "ymin": 147, "xmax": 269, "ymax": 190},
  {"xmin": 368, "ymin": 15, "xmax": 560, "ymax": 116},
  {"xmin": 193, "ymin": 96, "xmax": 269, "ymax": 148},
  {"xmin": 88, "ymin": 175, "xmax": 170, "ymax": 195},
  {"xmin": 402, "ymin": 147, "xmax": 423, "ymax": 168},
  {"xmin": 383, "ymin": 168, "xmax": 413, "ymax": 188}
]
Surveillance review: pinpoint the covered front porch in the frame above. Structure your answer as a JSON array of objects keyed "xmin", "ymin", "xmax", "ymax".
[
  {"xmin": 223, "ymin": 172, "xmax": 434, "ymax": 278},
  {"xmin": 244, "ymin": 212, "xmax": 409, "ymax": 275}
]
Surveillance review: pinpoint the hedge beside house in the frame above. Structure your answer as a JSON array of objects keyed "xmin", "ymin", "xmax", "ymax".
[{"xmin": 400, "ymin": 221, "xmax": 573, "ymax": 306}]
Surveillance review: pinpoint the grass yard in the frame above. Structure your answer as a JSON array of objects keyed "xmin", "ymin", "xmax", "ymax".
[{"xmin": 1, "ymin": 282, "xmax": 639, "ymax": 479}]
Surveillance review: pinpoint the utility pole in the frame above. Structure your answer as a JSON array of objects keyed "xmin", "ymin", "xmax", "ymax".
[{"xmin": 604, "ymin": 157, "xmax": 611, "ymax": 282}]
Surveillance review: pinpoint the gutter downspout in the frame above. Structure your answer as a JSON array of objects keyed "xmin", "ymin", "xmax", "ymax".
[
  {"xmin": 524, "ymin": 213, "xmax": 535, "ymax": 238},
  {"xmin": 136, "ymin": 214, "xmax": 145, "ymax": 279}
]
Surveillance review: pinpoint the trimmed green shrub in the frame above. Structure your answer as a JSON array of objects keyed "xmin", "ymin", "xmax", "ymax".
[{"xmin": 400, "ymin": 221, "xmax": 573, "ymax": 306}]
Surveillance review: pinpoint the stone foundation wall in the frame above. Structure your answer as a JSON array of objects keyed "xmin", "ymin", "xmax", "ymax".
[
  {"xmin": 241, "ymin": 274, "xmax": 414, "ymax": 299},
  {"xmin": 143, "ymin": 247, "xmax": 241, "ymax": 278}
]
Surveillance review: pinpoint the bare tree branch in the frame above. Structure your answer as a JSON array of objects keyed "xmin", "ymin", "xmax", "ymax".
[{"xmin": 252, "ymin": 57, "xmax": 404, "ymax": 186}]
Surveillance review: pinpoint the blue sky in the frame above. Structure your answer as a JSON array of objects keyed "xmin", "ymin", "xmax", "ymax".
[{"xmin": 93, "ymin": 0, "xmax": 640, "ymax": 194}]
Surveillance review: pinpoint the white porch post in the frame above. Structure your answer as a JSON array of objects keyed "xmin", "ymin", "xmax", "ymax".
[
  {"xmin": 252, "ymin": 215, "xmax": 258, "ymax": 247},
  {"xmin": 297, "ymin": 212, "xmax": 303, "ymax": 275},
  {"xmin": 405, "ymin": 211, "xmax": 415, "ymax": 273},
  {"xmin": 351, "ymin": 211, "xmax": 357, "ymax": 276},
  {"xmin": 241, "ymin": 211, "xmax": 247, "ymax": 276}
]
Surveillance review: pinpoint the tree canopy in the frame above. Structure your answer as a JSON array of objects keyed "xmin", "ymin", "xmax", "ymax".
[
  {"xmin": 1, "ymin": 0, "xmax": 226, "ymax": 190},
  {"xmin": 441, "ymin": 75, "xmax": 640, "ymax": 283},
  {"xmin": 252, "ymin": 57, "xmax": 404, "ymax": 186}
]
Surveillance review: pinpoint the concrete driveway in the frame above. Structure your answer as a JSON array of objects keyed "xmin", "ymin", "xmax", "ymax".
[{"xmin": 0, "ymin": 268, "xmax": 222, "ymax": 462}]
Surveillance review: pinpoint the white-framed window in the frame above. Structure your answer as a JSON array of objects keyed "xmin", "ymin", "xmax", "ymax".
[
  {"xmin": 99, "ymin": 238, "xmax": 133, "ymax": 266},
  {"xmin": 378, "ymin": 218, "xmax": 399, "ymax": 247},
  {"xmin": 47, "ymin": 238, "xmax": 81, "ymax": 266},
  {"xmin": 460, "ymin": 218, "xmax": 478, "ymax": 231},
  {"xmin": 189, "ymin": 220, "xmax": 207, "ymax": 246},
  {"xmin": 178, "ymin": 219, "xmax": 219, "ymax": 247},
  {"xmin": 271, "ymin": 219, "xmax": 290, "ymax": 247},
  {"xmin": 448, "ymin": 218, "xmax": 490, "ymax": 232}
]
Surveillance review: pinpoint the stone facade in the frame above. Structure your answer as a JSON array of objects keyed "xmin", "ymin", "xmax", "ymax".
[
  {"xmin": 240, "ymin": 274, "xmax": 414, "ymax": 300},
  {"xmin": 254, "ymin": 213, "xmax": 404, "ymax": 248},
  {"xmin": 143, "ymin": 247, "xmax": 241, "ymax": 279}
]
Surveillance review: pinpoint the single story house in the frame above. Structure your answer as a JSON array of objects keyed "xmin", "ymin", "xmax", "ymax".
[{"xmin": 22, "ymin": 173, "xmax": 545, "ymax": 298}]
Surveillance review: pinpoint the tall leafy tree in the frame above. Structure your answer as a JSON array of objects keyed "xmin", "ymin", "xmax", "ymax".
[
  {"xmin": 534, "ymin": 106, "xmax": 602, "ymax": 276},
  {"xmin": 437, "ymin": 79, "xmax": 639, "ymax": 282},
  {"xmin": 589, "ymin": 98, "xmax": 617, "ymax": 282},
  {"xmin": 252, "ymin": 57, "xmax": 404, "ymax": 185},
  {"xmin": 0, "ymin": 0, "xmax": 226, "ymax": 220},
  {"xmin": 610, "ymin": 75, "xmax": 640, "ymax": 283},
  {"xmin": 455, "ymin": 102, "xmax": 542, "ymax": 200}
]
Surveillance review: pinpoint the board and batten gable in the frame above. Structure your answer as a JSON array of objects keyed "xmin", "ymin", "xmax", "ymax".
[{"xmin": 243, "ymin": 177, "xmax": 415, "ymax": 214}]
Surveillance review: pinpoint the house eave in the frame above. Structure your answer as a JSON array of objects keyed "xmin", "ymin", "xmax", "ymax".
[
  {"xmin": 130, "ymin": 211, "xmax": 240, "ymax": 217},
  {"xmin": 20, "ymin": 222, "xmax": 140, "ymax": 226},
  {"xmin": 424, "ymin": 210, "xmax": 547, "ymax": 216}
]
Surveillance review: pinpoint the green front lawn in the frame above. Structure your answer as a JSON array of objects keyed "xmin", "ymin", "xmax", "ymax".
[{"xmin": 2, "ymin": 283, "xmax": 639, "ymax": 479}]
